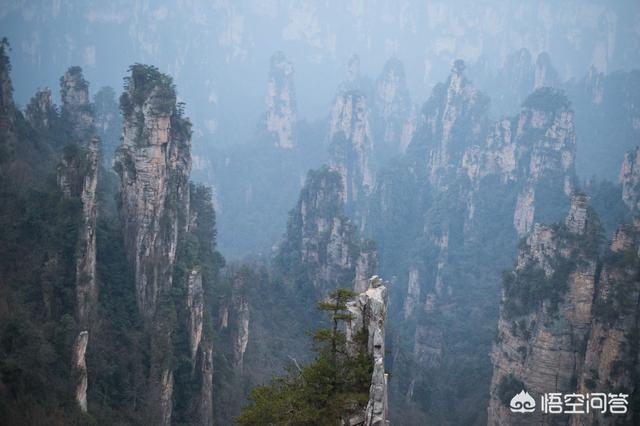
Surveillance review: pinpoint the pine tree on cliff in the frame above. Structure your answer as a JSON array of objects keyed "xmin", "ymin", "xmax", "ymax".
[{"xmin": 236, "ymin": 288, "xmax": 372, "ymax": 425}]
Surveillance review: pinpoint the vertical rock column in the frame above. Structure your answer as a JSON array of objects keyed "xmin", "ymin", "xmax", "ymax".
[
  {"xmin": 58, "ymin": 66, "xmax": 99, "ymax": 413},
  {"xmin": 115, "ymin": 65, "xmax": 192, "ymax": 425},
  {"xmin": 488, "ymin": 194, "xmax": 597, "ymax": 426},
  {"xmin": 265, "ymin": 51, "xmax": 296, "ymax": 149},
  {"xmin": 329, "ymin": 90, "xmax": 374, "ymax": 210},
  {"xmin": 346, "ymin": 275, "xmax": 389, "ymax": 426}
]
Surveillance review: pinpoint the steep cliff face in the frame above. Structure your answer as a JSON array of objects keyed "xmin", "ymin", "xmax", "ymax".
[
  {"xmin": 60, "ymin": 66, "xmax": 94, "ymax": 143},
  {"xmin": 26, "ymin": 88, "xmax": 55, "ymax": 130},
  {"xmin": 114, "ymin": 64, "xmax": 195, "ymax": 425},
  {"xmin": 489, "ymin": 191, "xmax": 640, "ymax": 426},
  {"xmin": 488, "ymin": 194, "xmax": 599, "ymax": 425},
  {"xmin": 372, "ymin": 58, "xmax": 414, "ymax": 157},
  {"xmin": 56, "ymin": 66, "xmax": 100, "ymax": 413},
  {"xmin": 265, "ymin": 51, "xmax": 296, "ymax": 149},
  {"xmin": 574, "ymin": 219, "xmax": 640, "ymax": 426},
  {"xmin": 412, "ymin": 60, "xmax": 490, "ymax": 187},
  {"xmin": 275, "ymin": 166, "xmax": 377, "ymax": 296},
  {"xmin": 329, "ymin": 91, "xmax": 374, "ymax": 209},
  {"xmin": 221, "ymin": 272, "xmax": 250, "ymax": 371},
  {"xmin": 620, "ymin": 147, "xmax": 640, "ymax": 212},
  {"xmin": 115, "ymin": 64, "xmax": 192, "ymax": 320},
  {"xmin": 464, "ymin": 87, "xmax": 576, "ymax": 236},
  {"xmin": 366, "ymin": 63, "xmax": 578, "ymax": 424},
  {"xmin": 346, "ymin": 275, "xmax": 389, "ymax": 426}
]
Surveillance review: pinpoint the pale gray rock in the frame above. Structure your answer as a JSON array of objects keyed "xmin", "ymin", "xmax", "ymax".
[{"xmin": 346, "ymin": 275, "xmax": 389, "ymax": 426}]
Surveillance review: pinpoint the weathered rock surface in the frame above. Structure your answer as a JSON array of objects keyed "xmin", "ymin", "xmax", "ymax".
[
  {"xmin": 329, "ymin": 90, "xmax": 374, "ymax": 208},
  {"xmin": 26, "ymin": 88, "xmax": 55, "ymax": 130},
  {"xmin": 463, "ymin": 87, "xmax": 576, "ymax": 235},
  {"xmin": 115, "ymin": 68, "xmax": 191, "ymax": 320},
  {"xmin": 72, "ymin": 331, "xmax": 89, "ymax": 413},
  {"xmin": 620, "ymin": 147, "xmax": 640, "ymax": 212},
  {"xmin": 346, "ymin": 276, "xmax": 389, "ymax": 426},
  {"xmin": 372, "ymin": 58, "xmax": 413, "ymax": 156},
  {"xmin": 488, "ymin": 191, "xmax": 640, "ymax": 426},
  {"xmin": 276, "ymin": 166, "xmax": 376, "ymax": 296},
  {"xmin": 571, "ymin": 217, "xmax": 640, "ymax": 426},
  {"xmin": 488, "ymin": 196, "xmax": 596, "ymax": 425},
  {"xmin": 56, "ymin": 66, "xmax": 100, "ymax": 413},
  {"xmin": 115, "ymin": 65, "xmax": 218, "ymax": 426},
  {"xmin": 265, "ymin": 51, "xmax": 296, "ymax": 149},
  {"xmin": 61, "ymin": 66, "xmax": 94, "ymax": 143}
]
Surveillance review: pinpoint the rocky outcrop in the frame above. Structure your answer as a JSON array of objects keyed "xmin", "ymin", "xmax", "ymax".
[
  {"xmin": 56, "ymin": 66, "xmax": 100, "ymax": 413},
  {"xmin": 115, "ymin": 65, "xmax": 193, "ymax": 425},
  {"xmin": 72, "ymin": 331, "xmax": 89, "ymax": 412},
  {"xmin": 488, "ymin": 195, "xmax": 601, "ymax": 425},
  {"xmin": 572, "ymin": 219, "xmax": 640, "ymax": 426},
  {"xmin": 417, "ymin": 60, "xmax": 490, "ymax": 187},
  {"xmin": 463, "ymin": 87, "xmax": 576, "ymax": 235},
  {"xmin": 225, "ymin": 272, "xmax": 250, "ymax": 371},
  {"xmin": 265, "ymin": 51, "xmax": 296, "ymax": 149},
  {"xmin": 26, "ymin": 88, "xmax": 55, "ymax": 130},
  {"xmin": 186, "ymin": 268, "xmax": 204, "ymax": 364},
  {"xmin": 329, "ymin": 91, "xmax": 374, "ymax": 208},
  {"xmin": 115, "ymin": 65, "xmax": 191, "ymax": 320},
  {"xmin": 275, "ymin": 166, "xmax": 377, "ymax": 296},
  {"xmin": 620, "ymin": 147, "xmax": 640, "ymax": 212},
  {"xmin": 346, "ymin": 276, "xmax": 389, "ymax": 426},
  {"xmin": 60, "ymin": 66, "xmax": 94, "ymax": 143},
  {"xmin": 372, "ymin": 58, "xmax": 413, "ymax": 156}
]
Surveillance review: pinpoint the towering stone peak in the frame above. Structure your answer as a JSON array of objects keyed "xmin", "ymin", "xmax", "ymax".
[
  {"xmin": 512, "ymin": 88, "xmax": 575, "ymax": 235},
  {"xmin": 575, "ymin": 219, "xmax": 640, "ymax": 426},
  {"xmin": 220, "ymin": 270, "xmax": 250, "ymax": 371},
  {"xmin": 58, "ymin": 140, "xmax": 100, "ymax": 415},
  {"xmin": 411, "ymin": 59, "xmax": 489, "ymax": 184},
  {"xmin": 620, "ymin": 147, "xmax": 640, "ymax": 212},
  {"xmin": 265, "ymin": 51, "xmax": 296, "ymax": 149},
  {"xmin": 454, "ymin": 65, "xmax": 571, "ymax": 193},
  {"xmin": 60, "ymin": 66, "xmax": 94, "ymax": 143},
  {"xmin": 564, "ymin": 192, "xmax": 589, "ymax": 234},
  {"xmin": 374, "ymin": 58, "xmax": 410, "ymax": 120},
  {"xmin": 0, "ymin": 38, "xmax": 14, "ymax": 117},
  {"xmin": 26, "ymin": 88, "xmax": 55, "ymax": 130},
  {"xmin": 373, "ymin": 57, "xmax": 414, "ymax": 154},
  {"xmin": 115, "ymin": 63, "xmax": 191, "ymax": 320},
  {"xmin": 329, "ymin": 90, "xmax": 374, "ymax": 207},
  {"xmin": 339, "ymin": 54, "xmax": 374, "ymax": 96},
  {"xmin": 275, "ymin": 166, "xmax": 377, "ymax": 296},
  {"xmin": 488, "ymin": 199, "xmax": 603, "ymax": 425},
  {"xmin": 116, "ymin": 65, "xmax": 219, "ymax": 426},
  {"xmin": 61, "ymin": 66, "xmax": 90, "ymax": 109},
  {"xmin": 610, "ymin": 218, "xmax": 640, "ymax": 253},
  {"xmin": 346, "ymin": 275, "xmax": 389, "ymax": 426},
  {"xmin": 534, "ymin": 52, "xmax": 560, "ymax": 90}
]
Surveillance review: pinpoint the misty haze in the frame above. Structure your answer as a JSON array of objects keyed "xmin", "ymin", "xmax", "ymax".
[{"xmin": 0, "ymin": 1, "xmax": 639, "ymax": 425}]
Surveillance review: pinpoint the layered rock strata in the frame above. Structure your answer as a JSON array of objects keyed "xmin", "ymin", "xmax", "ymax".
[{"xmin": 346, "ymin": 275, "xmax": 389, "ymax": 426}]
